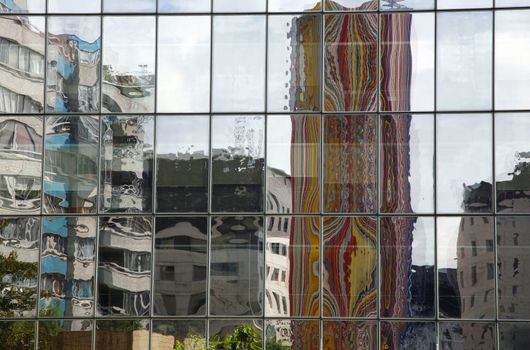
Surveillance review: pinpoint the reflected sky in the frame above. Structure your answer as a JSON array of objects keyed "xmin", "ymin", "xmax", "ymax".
[
  {"xmin": 213, "ymin": 0, "xmax": 266, "ymax": 12},
  {"xmin": 48, "ymin": 0, "xmax": 100, "ymax": 13},
  {"xmin": 159, "ymin": 0, "xmax": 210, "ymax": 12},
  {"xmin": 437, "ymin": 0, "xmax": 492, "ymax": 8},
  {"xmin": 269, "ymin": 0, "xmax": 320, "ymax": 11},
  {"xmin": 104, "ymin": 0, "xmax": 156, "ymax": 12}
]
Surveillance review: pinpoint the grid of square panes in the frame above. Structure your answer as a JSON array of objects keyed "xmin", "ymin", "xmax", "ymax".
[{"xmin": 1, "ymin": 1, "xmax": 530, "ymax": 349}]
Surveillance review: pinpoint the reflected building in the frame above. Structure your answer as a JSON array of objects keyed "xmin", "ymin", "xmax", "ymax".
[{"xmin": 102, "ymin": 64, "xmax": 154, "ymax": 113}]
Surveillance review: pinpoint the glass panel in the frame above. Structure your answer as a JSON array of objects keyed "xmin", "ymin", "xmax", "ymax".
[
  {"xmin": 210, "ymin": 216, "xmax": 263, "ymax": 316},
  {"xmin": 39, "ymin": 217, "xmax": 96, "ymax": 318},
  {"xmin": 153, "ymin": 217, "xmax": 207, "ymax": 316},
  {"xmin": 496, "ymin": 10, "xmax": 530, "ymax": 110},
  {"xmin": 437, "ymin": 12, "xmax": 492, "ymax": 111},
  {"xmin": 211, "ymin": 115, "xmax": 265, "ymax": 213},
  {"xmin": 380, "ymin": 322, "xmax": 436, "ymax": 349},
  {"xmin": 440, "ymin": 322, "xmax": 496, "ymax": 349},
  {"xmin": 497, "ymin": 217, "xmax": 530, "ymax": 319},
  {"xmin": 97, "ymin": 216, "xmax": 152, "ymax": 316},
  {"xmin": 499, "ymin": 323, "xmax": 530, "ymax": 349},
  {"xmin": 100, "ymin": 115, "xmax": 154, "ymax": 213},
  {"xmin": 381, "ymin": 0, "xmax": 434, "ymax": 10},
  {"xmin": 323, "ymin": 320, "xmax": 377, "ymax": 350},
  {"xmin": 380, "ymin": 217, "xmax": 435, "ymax": 318},
  {"xmin": 47, "ymin": 16, "xmax": 101, "ymax": 112},
  {"xmin": 437, "ymin": 114, "xmax": 492, "ymax": 214},
  {"xmin": 48, "ymin": 0, "xmax": 101, "ymax": 13},
  {"xmin": 268, "ymin": 15, "xmax": 321, "ymax": 112},
  {"xmin": 102, "ymin": 17, "xmax": 155, "ymax": 113},
  {"xmin": 0, "ymin": 217, "xmax": 39, "ymax": 317},
  {"xmin": 212, "ymin": 16, "xmax": 265, "ymax": 112},
  {"xmin": 496, "ymin": 114, "xmax": 530, "ymax": 213},
  {"xmin": 323, "ymin": 216, "xmax": 377, "ymax": 317},
  {"xmin": 266, "ymin": 216, "xmax": 320, "ymax": 317},
  {"xmin": 213, "ymin": 0, "xmax": 266, "ymax": 12},
  {"xmin": 380, "ymin": 114, "xmax": 434, "ymax": 213},
  {"xmin": 104, "ymin": 0, "xmax": 156, "ymax": 12},
  {"xmin": 2, "ymin": 0, "xmax": 45, "ymax": 12},
  {"xmin": 0, "ymin": 321, "xmax": 35, "ymax": 349},
  {"xmin": 267, "ymin": 115, "xmax": 321, "ymax": 214},
  {"xmin": 43, "ymin": 115, "xmax": 99, "ymax": 214},
  {"xmin": 95, "ymin": 320, "xmax": 150, "ymax": 350},
  {"xmin": 265, "ymin": 320, "xmax": 319, "ymax": 350},
  {"xmin": 325, "ymin": 0, "xmax": 378, "ymax": 10},
  {"xmin": 209, "ymin": 320, "xmax": 263, "ymax": 349},
  {"xmin": 0, "ymin": 116, "xmax": 43, "ymax": 214},
  {"xmin": 0, "ymin": 16, "xmax": 45, "ymax": 113},
  {"xmin": 151, "ymin": 320, "xmax": 206, "ymax": 350},
  {"xmin": 323, "ymin": 114, "xmax": 377, "ymax": 213},
  {"xmin": 438, "ymin": 217, "xmax": 495, "ymax": 319},
  {"xmin": 380, "ymin": 13, "xmax": 434, "ymax": 112},
  {"xmin": 497, "ymin": 0, "xmax": 530, "ymax": 6},
  {"xmin": 38, "ymin": 320, "xmax": 92, "ymax": 350},
  {"xmin": 156, "ymin": 115, "xmax": 209, "ymax": 213},
  {"xmin": 438, "ymin": 0, "xmax": 492, "ymax": 8},
  {"xmin": 158, "ymin": 16, "xmax": 210, "ymax": 113},
  {"xmin": 159, "ymin": 0, "xmax": 211, "ymax": 12},
  {"xmin": 324, "ymin": 14, "xmax": 378, "ymax": 112},
  {"xmin": 269, "ymin": 0, "xmax": 321, "ymax": 11}
]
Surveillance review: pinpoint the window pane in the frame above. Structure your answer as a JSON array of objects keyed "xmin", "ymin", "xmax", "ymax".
[
  {"xmin": 4, "ymin": 0, "xmax": 45, "ymax": 12},
  {"xmin": 268, "ymin": 15, "xmax": 321, "ymax": 112},
  {"xmin": 496, "ymin": 10, "xmax": 530, "ymax": 110},
  {"xmin": 323, "ymin": 321, "xmax": 377, "ymax": 350},
  {"xmin": 496, "ymin": 114, "xmax": 530, "ymax": 213},
  {"xmin": 48, "ymin": 0, "xmax": 101, "ymax": 13},
  {"xmin": 497, "ymin": 0, "xmax": 530, "ymax": 6},
  {"xmin": 104, "ymin": 0, "xmax": 156, "ymax": 12},
  {"xmin": 437, "ymin": 217, "xmax": 495, "ymax": 319},
  {"xmin": 381, "ymin": 217, "xmax": 435, "ymax": 318},
  {"xmin": 154, "ymin": 217, "xmax": 207, "ymax": 316},
  {"xmin": 380, "ymin": 114, "xmax": 434, "ymax": 213},
  {"xmin": 267, "ymin": 115, "xmax": 321, "ymax": 214},
  {"xmin": 380, "ymin": 322, "xmax": 436, "ymax": 350},
  {"xmin": 47, "ymin": 16, "xmax": 101, "ymax": 112},
  {"xmin": 99, "ymin": 115, "xmax": 154, "ymax": 213},
  {"xmin": 437, "ymin": 114, "xmax": 492, "ymax": 214},
  {"xmin": 40, "ymin": 217, "xmax": 96, "ymax": 318},
  {"xmin": 158, "ymin": 16, "xmax": 210, "ymax": 113},
  {"xmin": 213, "ymin": 0, "xmax": 265, "ymax": 12},
  {"xmin": 212, "ymin": 16, "xmax": 265, "ymax": 112},
  {"xmin": 44, "ymin": 115, "xmax": 99, "ymax": 214},
  {"xmin": 381, "ymin": 0, "xmax": 434, "ymax": 10},
  {"xmin": 0, "ymin": 217, "xmax": 39, "ymax": 317},
  {"xmin": 324, "ymin": 114, "xmax": 377, "ymax": 213},
  {"xmin": 210, "ymin": 216, "xmax": 263, "ymax": 316},
  {"xmin": 159, "ymin": 0, "xmax": 211, "ymax": 12},
  {"xmin": 156, "ymin": 115, "xmax": 209, "ymax": 213},
  {"xmin": 324, "ymin": 14, "xmax": 377, "ymax": 112},
  {"xmin": 0, "ymin": 16, "xmax": 45, "ymax": 113},
  {"xmin": 265, "ymin": 320, "xmax": 319, "ymax": 350},
  {"xmin": 325, "ymin": 0, "xmax": 377, "ymax": 10},
  {"xmin": 438, "ymin": 0, "xmax": 492, "ymax": 8},
  {"xmin": 96, "ymin": 320, "xmax": 150, "ymax": 350},
  {"xmin": 323, "ymin": 216, "xmax": 377, "ymax": 317},
  {"xmin": 211, "ymin": 115, "xmax": 264, "ymax": 213},
  {"xmin": 152, "ymin": 320, "xmax": 206, "ymax": 350},
  {"xmin": 269, "ymin": 0, "xmax": 321, "ymax": 11},
  {"xmin": 0, "ymin": 116, "xmax": 43, "ymax": 214},
  {"xmin": 437, "ymin": 12, "xmax": 492, "ymax": 111},
  {"xmin": 97, "ymin": 216, "xmax": 152, "ymax": 316},
  {"xmin": 380, "ymin": 13, "xmax": 434, "ymax": 112},
  {"xmin": 38, "ymin": 320, "xmax": 92, "ymax": 350},
  {"xmin": 209, "ymin": 320, "xmax": 263, "ymax": 348},
  {"xmin": 499, "ymin": 323, "xmax": 530, "ymax": 349},
  {"xmin": 266, "ymin": 216, "xmax": 320, "ymax": 317},
  {"xmin": 102, "ymin": 17, "xmax": 155, "ymax": 113},
  {"xmin": 0, "ymin": 321, "xmax": 35, "ymax": 348},
  {"xmin": 440, "ymin": 322, "xmax": 496, "ymax": 350}
]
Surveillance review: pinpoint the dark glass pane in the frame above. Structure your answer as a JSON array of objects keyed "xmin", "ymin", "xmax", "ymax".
[
  {"xmin": 210, "ymin": 216, "xmax": 263, "ymax": 316},
  {"xmin": 381, "ymin": 0, "xmax": 434, "ymax": 10},
  {"xmin": 266, "ymin": 216, "xmax": 320, "ymax": 317},
  {"xmin": 381, "ymin": 217, "xmax": 435, "ymax": 318},
  {"xmin": 38, "ymin": 320, "xmax": 92, "ymax": 350},
  {"xmin": 323, "ymin": 216, "xmax": 377, "ymax": 317},
  {"xmin": 267, "ymin": 115, "xmax": 320, "ymax": 214},
  {"xmin": 97, "ymin": 216, "xmax": 152, "ymax": 316},
  {"xmin": 44, "ymin": 115, "xmax": 98, "ymax": 214},
  {"xmin": 153, "ymin": 217, "xmax": 207, "ymax": 316},
  {"xmin": 156, "ymin": 115, "xmax": 209, "ymax": 213},
  {"xmin": 0, "ymin": 217, "xmax": 39, "ymax": 318},
  {"xmin": 209, "ymin": 320, "xmax": 263, "ymax": 349},
  {"xmin": 269, "ymin": 0, "xmax": 321, "ymax": 11},
  {"xmin": 324, "ymin": 114, "xmax": 377, "ymax": 213},
  {"xmin": 48, "ymin": 0, "xmax": 100, "ymax": 12},
  {"xmin": 0, "ymin": 321, "xmax": 35, "ymax": 349},
  {"xmin": 100, "ymin": 115, "xmax": 154, "ymax": 213},
  {"xmin": 439, "ymin": 322, "xmax": 496, "ymax": 350},
  {"xmin": 102, "ymin": 17, "xmax": 155, "ymax": 113},
  {"xmin": 499, "ymin": 323, "xmax": 530, "ymax": 349},
  {"xmin": 39, "ymin": 217, "xmax": 96, "ymax": 318},
  {"xmin": 104, "ymin": 0, "xmax": 156, "ymax": 12},
  {"xmin": 0, "ymin": 116, "xmax": 43, "ymax": 214},
  {"xmin": 380, "ymin": 322, "xmax": 436, "ymax": 350},
  {"xmin": 265, "ymin": 320, "xmax": 319, "ymax": 350},
  {"xmin": 151, "ymin": 320, "xmax": 206, "ymax": 349},
  {"xmin": 438, "ymin": 217, "xmax": 495, "ymax": 319},
  {"xmin": 95, "ymin": 320, "xmax": 150, "ymax": 350},
  {"xmin": 47, "ymin": 17, "xmax": 101, "ymax": 112},
  {"xmin": 159, "ymin": 0, "xmax": 210, "ymax": 12},
  {"xmin": 325, "ymin": 0, "xmax": 377, "ymax": 10},
  {"xmin": 211, "ymin": 115, "xmax": 264, "ymax": 213},
  {"xmin": 323, "ymin": 320, "xmax": 377, "ymax": 350},
  {"xmin": 324, "ymin": 14, "xmax": 377, "ymax": 112},
  {"xmin": 380, "ymin": 114, "xmax": 434, "ymax": 213}
]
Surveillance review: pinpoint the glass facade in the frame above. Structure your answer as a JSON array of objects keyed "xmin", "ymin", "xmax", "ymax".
[{"xmin": 0, "ymin": 1, "xmax": 529, "ymax": 350}]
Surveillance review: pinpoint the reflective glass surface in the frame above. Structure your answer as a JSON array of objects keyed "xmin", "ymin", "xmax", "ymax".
[
  {"xmin": 38, "ymin": 319, "xmax": 92, "ymax": 350},
  {"xmin": 48, "ymin": 0, "xmax": 101, "ymax": 13},
  {"xmin": 440, "ymin": 322, "xmax": 496, "ymax": 349},
  {"xmin": 95, "ymin": 319, "xmax": 150, "ymax": 350},
  {"xmin": 104, "ymin": 0, "xmax": 156, "ymax": 12},
  {"xmin": 437, "ymin": 0, "xmax": 492, "ymax": 8},
  {"xmin": 269, "ymin": 0, "xmax": 321, "ymax": 11},
  {"xmin": 499, "ymin": 323, "xmax": 530, "ymax": 349},
  {"xmin": 323, "ymin": 320, "xmax": 377, "ymax": 350},
  {"xmin": 152, "ymin": 320, "xmax": 206, "ymax": 350},
  {"xmin": 326, "ymin": 0, "xmax": 378, "ymax": 11},
  {"xmin": 159, "ymin": 0, "xmax": 211, "ymax": 12},
  {"xmin": 209, "ymin": 320, "xmax": 263, "ymax": 348},
  {"xmin": 213, "ymin": 0, "xmax": 266, "ymax": 12},
  {"xmin": 380, "ymin": 322, "xmax": 436, "ymax": 350},
  {"xmin": 0, "ymin": 321, "xmax": 35, "ymax": 349},
  {"xmin": 265, "ymin": 319, "xmax": 320, "ymax": 349},
  {"xmin": 381, "ymin": 0, "xmax": 434, "ymax": 10},
  {"xmin": 2, "ymin": 0, "xmax": 45, "ymax": 13}
]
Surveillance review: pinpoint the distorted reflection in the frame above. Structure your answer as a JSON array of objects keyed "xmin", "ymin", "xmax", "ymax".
[
  {"xmin": 152, "ymin": 320, "xmax": 206, "ymax": 350},
  {"xmin": 97, "ymin": 216, "xmax": 152, "ymax": 316},
  {"xmin": 381, "ymin": 0, "xmax": 434, "ymax": 10},
  {"xmin": 43, "ymin": 115, "xmax": 99, "ymax": 214},
  {"xmin": 0, "ymin": 0, "xmax": 45, "ymax": 12},
  {"xmin": 0, "ymin": 321, "xmax": 35, "ymax": 349},
  {"xmin": 381, "ymin": 322, "xmax": 436, "ymax": 350},
  {"xmin": 159, "ymin": 0, "xmax": 210, "ymax": 12},
  {"xmin": 265, "ymin": 320, "xmax": 319, "ymax": 350},
  {"xmin": 440, "ymin": 322, "xmax": 496, "ymax": 350},
  {"xmin": 209, "ymin": 320, "xmax": 263, "ymax": 349},
  {"xmin": 48, "ymin": 0, "xmax": 101, "ymax": 13},
  {"xmin": 38, "ymin": 319, "xmax": 92, "ymax": 350},
  {"xmin": 267, "ymin": 115, "xmax": 320, "ymax": 214},
  {"xmin": 323, "ymin": 321, "xmax": 377, "ymax": 350},
  {"xmin": 96, "ymin": 319, "xmax": 150, "ymax": 350},
  {"xmin": 154, "ymin": 217, "xmax": 207, "ymax": 316},
  {"xmin": 103, "ymin": 17, "xmax": 155, "ymax": 113},
  {"xmin": 0, "ymin": 217, "xmax": 39, "ymax": 317},
  {"xmin": 47, "ymin": 16, "xmax": 100, "ymax": 112},
  {"xmin": 210, "ymin": 216, "xmax": 263, "ymax": 316},
  {"xmin": 499, "ymin": 323, "xmax": 530, "ymax": 350},
  {"xmin": 39, "ymin": 217, "xmax": 96, "ymax": 318},
  {"xmin": 104, "ymin": 0, "xmax": 156, "ymax": 12},
  {"xmin": 0, "ymin": 116, "xmax": 42, "ymax": 214},
  {"xmin": 326, "ymin": 0, "xmax": 377, "ymax": 10},
  {"xmin": 100, "ymin": 115, "xmax": 154, "ymax": 213}
]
